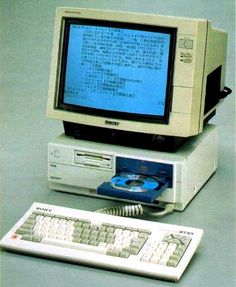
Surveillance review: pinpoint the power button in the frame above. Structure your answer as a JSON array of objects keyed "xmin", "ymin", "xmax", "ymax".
[{"xmin": 53, "ymin": 149, "xmax": 60, "ymax": 158}]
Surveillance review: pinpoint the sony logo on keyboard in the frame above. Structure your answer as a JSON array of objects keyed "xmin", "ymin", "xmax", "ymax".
[{"xmin": 36, "ymin": 207, "xmax": 52, "ymax": 212}]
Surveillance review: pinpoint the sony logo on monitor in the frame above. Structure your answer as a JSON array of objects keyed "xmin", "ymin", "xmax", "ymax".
[{"xmin": 105, "ymin": 120, "xmax": 120, "ymax": 126}]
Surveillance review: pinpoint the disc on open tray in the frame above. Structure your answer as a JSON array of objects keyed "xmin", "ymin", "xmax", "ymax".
[{"xmin": 111, "ymin": 173, "xmax": 159, "ymax": 192}]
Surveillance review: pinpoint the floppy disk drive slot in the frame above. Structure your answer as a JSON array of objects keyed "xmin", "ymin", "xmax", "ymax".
[{"xmin": 74, "ymin": 150, "xmax": 112, "ymax": 169}]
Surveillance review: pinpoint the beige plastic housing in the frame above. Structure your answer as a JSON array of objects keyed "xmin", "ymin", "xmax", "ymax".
[
  {"xmin": 48, "ymin": 125, "xmax": 217, "ymax": 211},
  {"xmin": 47, "ymin": 8, "xmax": 227, "ymax": 137}
]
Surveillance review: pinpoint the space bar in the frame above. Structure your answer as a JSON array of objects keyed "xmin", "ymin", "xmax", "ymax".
[{"xmin": 41, "ymin": 237, "xmax": 107, "ymax": 254}]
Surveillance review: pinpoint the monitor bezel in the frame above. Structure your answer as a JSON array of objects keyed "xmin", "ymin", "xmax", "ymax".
[{"xmin": 56, "ymin": 17, "xmax": 177, "ymax": 124}]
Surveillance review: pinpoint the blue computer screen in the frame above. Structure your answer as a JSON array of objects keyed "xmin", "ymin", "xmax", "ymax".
[{"xmin": 61, "ymin": 21, "xmax": 173, "ymax": 118}]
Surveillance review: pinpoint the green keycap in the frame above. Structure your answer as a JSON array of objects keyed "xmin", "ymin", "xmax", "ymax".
[
  {"xmin": 74, "ymin": 222, "xmax": 83, "ymax": 228},
  {"xmin": 106, "ymin": 249, "xmax": 119, "ymax": 257},
  {"xmin": 122, "ymin": 247, "xmax": 139, "ymax": 255},
  {"xmin": 81, "ymin": 239, "xmax": 89, "ymax": 244},
  {"xmin": 106, "ymin": 227, "xmax": 114, "ymax": 233},
  {"xmin": 24, "ymin": 217, "xmax": 36, "ymax": 224},
  {"xmin": 173, "ymin": 249, "xmax": 184, "ymax": 257},
  {"xmin": 91, "ymin": 225, "xmax": 99, "ymax": 231},
  {"xmin": 66, "ymin": 216, "xmax": 77, "ymax": 221},
  {"xmin": 98, "ymin": 231, "xmax": 107, "ymax": 238},
  {"xmin": 89, "ymin": 234, "xmax": 98, "ymax": 241},
  {"xmin": 22, "ymin": 234, "xmax": 34, "ymax": 241},
  {"xmin": 101, "ymin": 223, "xmax": 114, "ymax": 228},
  {"xmin": 105, "ymin": 237, "xmax": 115, "ymax": 244},
  {"xmin": 82, "ymin": 223, "xmax": 91, "ymax": 229},
  {"xmin": 169, "ymin": 254, "xmax": 180, "ymax": 262},
  {"xmin": 167, "ymin": 259, "xmax": 179, "ymax": 267},
  {"xmin": 82, "ymin": 228, "xmax": 91, "ymax": 234},
  {"xmin": 138, "ymin": 229, "xmax": 151, "ymax": 235},
  {"xmin": 27, "ymin": 214, "xmax": 37, "ymax": 220},
  {"xmin": 132, "ymin": 237, "xmax": 145, "ymax": 243},
  {"xmin": 130, "ymin": 242, "xmax": 143, "ymax": 250},
  {"xmin": 73, "ymin": 238, "xmax": 82, "ymax": 243},
  {"xmin": 81, "ymin": 233, "xmax": 89, "ymax": 239},
  {"xmin": 176, "ymin": 245, "xmax": 186, "ymax": 252},
  {"xmin": 180, "ymin": 236, "xmax": 191, "ymax": 246},
  {"xmin": 128, "ymin": 247, "xmax": 140, "ymax": 255},
  {"xmin": 97, "ymin": 235, "xmax": 106, "ymax": 243},
  {"xmin": 15, "ymin": 227, "xmax": 33, "ymax": 235},
  {"xmin": 33, "ymin": 211, "xmax": 44, "ymax": 216},
  {"xmin": 80, "ymin": 219, "xmax": 91, "ymax": 224},
  {"xmin": 99, "ymin": 226, "xmax": 106, "ymax": 232},
  {"xmin": 138, "ymin": 233, "xmax": 149, "ymax": 240},
  {"xmin": 46, "ymin": 214, "xmax": 54, "ymax": 218},
  {"xmin": 89, "ymin": 240, "xmax": 98, "ymax": 246},
  {"xmin": 172, "ymin": 234, "xmax": 183, "ymax": 240},
  {"xmin": 73, "ymin": 233, "xmax": 82, "ymax": 240},
  {"xmin": 165, "ymin": 238, "xmax": 181, "ymax": 245},
  {"xmin": 106, "ymin": 233, "xmax": 115, "ymax": 240},
  {"xmin": 90, "ymin": 230, "xmax": 99, "ymax": 237},
  {"xmin": 73, "ymin": 229, "xmax": 82, "ymax": 237},
  {"xmin": 55, "ymin": 215, "xmax": 66, "ymax": 219},
  {"xmin": 33, "ymin": 235, "xmax": 42, "ymax": 242},
  {"xmin": 119, "ymin": 251, "xmax": 130, "ymax": 258},
  {"xmin": 21, "ymin": 223, "xmax": 35, "ymax": 230}
]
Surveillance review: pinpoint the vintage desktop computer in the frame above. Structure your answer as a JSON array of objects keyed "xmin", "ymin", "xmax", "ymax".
[
  {"xmin": 0, "ymin": 7, "xmax": 233, "ymax": 281},
  {"xmin": 47, "ymin": 7, "xmax": 231, "ymax": 213}
]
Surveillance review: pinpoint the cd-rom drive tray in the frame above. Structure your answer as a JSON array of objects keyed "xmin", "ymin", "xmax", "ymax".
[{"xmin": 48, "ymin": 125, "xmax": 217, "ymax": 211}]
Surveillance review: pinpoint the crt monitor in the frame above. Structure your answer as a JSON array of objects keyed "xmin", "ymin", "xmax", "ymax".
[
  {"xmin": 47, "ymin": 8, "xmax": 229, "ymax": 139},
  {"xmin": 59, "ymin": 19, "xmax": 175, "ymax": 125}
]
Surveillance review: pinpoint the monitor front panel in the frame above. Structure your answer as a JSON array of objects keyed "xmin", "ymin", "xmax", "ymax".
[{"xmin": 57, "ymin": 18, "xmax": 176, "ymax": 123}]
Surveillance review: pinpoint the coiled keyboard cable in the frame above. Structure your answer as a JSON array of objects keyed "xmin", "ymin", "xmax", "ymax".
[{"xmin": 95, "ymin": 203, "xmax": 175, "ymax": 218}]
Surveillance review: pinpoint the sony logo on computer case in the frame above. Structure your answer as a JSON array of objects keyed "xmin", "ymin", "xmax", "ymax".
[
  {"xmin": 105, "ymin": 120, "xmax": 120, "ymax": 126},
  {"xmin": 36, "ymin": 207, "xmax": 52, "ymax": 212}
]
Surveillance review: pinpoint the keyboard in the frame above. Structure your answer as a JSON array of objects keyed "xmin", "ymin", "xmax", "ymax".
[{"xmin": 0, "ymin": 202, "xmax": 203, "ymax": 281}]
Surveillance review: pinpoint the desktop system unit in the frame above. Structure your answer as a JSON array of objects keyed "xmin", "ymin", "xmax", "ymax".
[
  {"xmin": 46, "ymin": 7, "xmax": 230, "ymax": 211},
  {"xmin": 48, "ymin": 124, "xmax": 217, "ymax": 211}
]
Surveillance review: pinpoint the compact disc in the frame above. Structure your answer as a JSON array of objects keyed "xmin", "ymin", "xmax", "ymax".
[{"xmin": 111, "ymin": 173, "xmax": 159, "ymax": 192}]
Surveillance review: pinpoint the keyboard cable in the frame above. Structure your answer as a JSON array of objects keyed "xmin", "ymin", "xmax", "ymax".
[{"xmin": 95, "ymin": 203, "xmax": 175, "ymax": 218}]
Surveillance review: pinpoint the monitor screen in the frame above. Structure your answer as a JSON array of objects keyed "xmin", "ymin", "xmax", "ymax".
[{"xmin": 57, "ymin": 19, "xmax": 176, "ymax": 123}]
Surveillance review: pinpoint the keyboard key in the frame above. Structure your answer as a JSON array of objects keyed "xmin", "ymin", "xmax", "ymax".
[
  {"xmin": 141, "ymin": 254, "xmax": 151, "ymax": 263},
  {"xmin": 119, "ymin": 251, "xmax": 130, "ymax": 258},
  {"xmin": 168, "ymin": 259, "xmax": 179, "ymax": 267},
  {"xmin": 42, "ymin": 237, "xmax": 107, "ymax": 254},
  {"xmin": 106, "ymin": 248, "xmax": 120, "ymax": 257}
]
